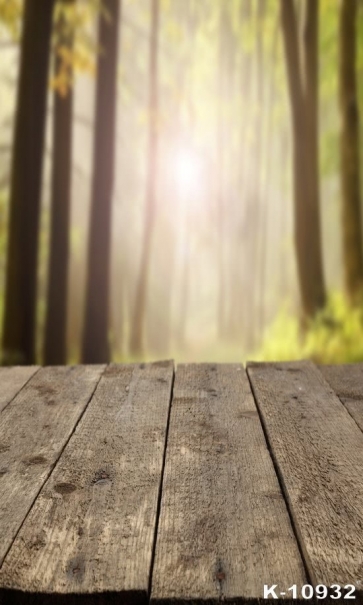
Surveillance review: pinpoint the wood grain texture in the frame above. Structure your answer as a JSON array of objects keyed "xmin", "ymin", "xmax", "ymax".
[
  {"xmin": 0, "ymin": 365, "xmax": 105, "ymax": 568},
  {"xmin": 0, "ymin": 361, "xmax": 174, "ymax": 605},
  {"xmin": 151, "ymin": 363, "xmax": 306, "ymax": 604},
  {"xmin": 0, "ymin": 366, "xmax": 39, "ymax": 413},
  {"xmin": 320, "ymin": 363, "xmax": 363, "ymax": 432},
  {"xmin": 248, "ymin": 360, "xmax": 363, "ymax": 593}
]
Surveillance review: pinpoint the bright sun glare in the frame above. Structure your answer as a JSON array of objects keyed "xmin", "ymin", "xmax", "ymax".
[{"xmin": 173, "ymin": 147, "xmax": 204, "ymax": 198}]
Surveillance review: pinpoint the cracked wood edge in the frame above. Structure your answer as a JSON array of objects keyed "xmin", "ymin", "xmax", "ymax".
[
  {"xmin": 0, "ymin": 366, "xmax": 40, "ymax": 413},
  {"xmin": 151, "ymin": 363, "xmax": 306, "ymax": 604},
  {"xmin": 0, "ymin": 361, "xmax": 174, "ymax": 605},
  {"xmin": 248, "ymin": 359, "xmax": 363, "ymax": 594},
  {"xmin": 320, "ymin": 363, "xmax": 363, "ymax": 433},
  {"xmin": 0, "ymin": 365, "xmax": 105, "ymax": 568}
]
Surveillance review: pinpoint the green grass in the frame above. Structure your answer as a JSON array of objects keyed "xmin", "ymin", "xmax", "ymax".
[{"xmin": 257, "ymin": 291, "xmax": 363, "ymax": 364}]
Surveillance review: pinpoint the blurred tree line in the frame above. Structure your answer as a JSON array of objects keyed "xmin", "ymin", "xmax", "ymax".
[{"xmin": 0, "ymin": 0, "xmax": 362, "ymax": 365}]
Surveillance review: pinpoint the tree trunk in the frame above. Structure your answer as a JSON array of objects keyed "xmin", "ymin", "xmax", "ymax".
[
  {"xmin": 2, "ymin": 0, "xmax": 55, "ymax": 365},
  {"xmin": 339, "ymin": 0, "xmax": 363, "ymax": 303},
  {"xmin": 82, "ymin": 0, "xmax": 120, "ymax": 363},
  {"xmin": 129, "ymin": 0, "xmax": 159, "ymax": 357},
  {"xmin": 176, "ymin": 243, "xmax": 189, "ymax": 351},
  {"xmin": 44, "ymin": 2, "xmax": 74, "ymax": 365},
  {"xmin": 280, "ymin": 0, "xmax": 326, "ymax": 326},
  {"xmin": 216, "ymin": 2, "xmax": 224, "ymax": 340},
  {"xmin": 238, "ymin": 0, "xmax": 254, "ymax": 349},
  {"xmin": 258, "ymin": 17, "xmax": 278, "ymax": 336},
  {"xmin": 111, "ymin": 254, "xmax": 124, "ymax": 358},
  {"xmin": 249, "ymin": 0, "xmax": 265, "ymax": 348},
  {"xmin": 303, "ymin": 0, "xmax": 326, "ymax": 312}
]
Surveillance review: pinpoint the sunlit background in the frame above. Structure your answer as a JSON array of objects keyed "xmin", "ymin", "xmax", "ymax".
[{"xmin": 1, "ymin": 0, "xmax": 363, "ymax": 365}]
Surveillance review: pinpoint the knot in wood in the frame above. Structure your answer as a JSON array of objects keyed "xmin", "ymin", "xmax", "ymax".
[{"xmin": 92, "ymin": 469, "xmax": 112, "ymax": 485}]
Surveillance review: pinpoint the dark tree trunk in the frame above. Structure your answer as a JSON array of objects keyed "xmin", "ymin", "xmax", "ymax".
[
  {"xmin": 129, "ymin": 0, "xmax": 159, "ymax": 357},
  {"xmin": 44, "ymin": 2, "xmax": 74, "ymax": 365},
  {"xmin": 339, "ymin": 0, "xmax": 363, "ymax": 303},
  {"xmin": 2, "ymin": 0, "xmax": 55, "ymax": 365},
  {"xmin": 82, "ymin": 0, "xmax": 120, "ymax": 363},
  {"xmin": 303, "ymin": 0, "xmax": 326, "ymax": 312},
  {"xmin": 280, "ymin": 0, "xmax": 326, "ymax": 326}
]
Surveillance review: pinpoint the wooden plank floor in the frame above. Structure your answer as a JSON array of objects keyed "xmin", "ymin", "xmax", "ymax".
[{"xmin": 0, "ymin": 361, "xmax": 362, "ymax": 604}]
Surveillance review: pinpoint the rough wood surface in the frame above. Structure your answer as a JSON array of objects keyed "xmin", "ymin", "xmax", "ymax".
[
  {"xmin": 320, "ymin": 363, "xmax": 363, "ymax": 432},
  {"xmin": 0, "ymin": 362, "xmax": 174, "ymax": 604},
  {"xmin": 0, "ymin": 366, "xmax": 39, "ymax": 413},
  {"xmin": 151, "ymin": 363, "xmax": 306, "ymax": 604},
  {"xmin": 0, "ymin": 365, "xmax": 105, "ymax": 568},
  {"xmin": 248, "ymin": 360, "xmax": 363, "ymax": 593}
]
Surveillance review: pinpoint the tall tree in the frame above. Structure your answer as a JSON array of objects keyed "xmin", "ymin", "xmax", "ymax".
[
  {"xmin": 129, "ymin": 0, "xmax": 159, "ymax": 357},
  {"xmin": 280, "ymin": 0, "xmax": 326, "ymax": 326},
  {"xmin": 82, "ymin": 0, "xmax": 120, "ymax": 363},
  {"xmin": 248, "ymin": 0, "xmax": 265, "ymax": 348},
  {"xmin": 257, "ymin": 16, "xmax": 279, "ymax": 336},
  {"xmin": 44, "ymin": 1, "xmax": 75, "ymax": 365},
  {"xmin": 237, "ymin": 0, "xmax": 254, "ymax": 348},
  {"xmin": 216, "ymin": 0, "xmax": 227, "ymax": 340},
  {"xmin": 339, "ymin": 0, "xmax": 363, "ymax": 304},
  {"xmin": 111, "ymin": 249, "xmax": 125, "ymax": 358},
  {"xmin": 2, "ymin": 0, "xmax": 55, "ymax": 365}
]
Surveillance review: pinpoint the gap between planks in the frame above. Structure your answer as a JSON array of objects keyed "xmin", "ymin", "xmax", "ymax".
[
  {"xmin": 151, "ymin": 363, "xmax": 306, "ymax": 604},
  {"xmin": 247, "ymin": 360, "xmax": 363, "ymax": 599},
  {"xmin": 0, "ymin": 361, "xmax": 174, "ymax": 605},
  {"xmin": 2, "ymin": 361, "xmax": 361, "ymax": 604},
  {"xmin": 320, "ymin": 363, "xmax": 363, "ymax": 434},
  {"xmin": 0, "ymin": 366, "xmax": 40, "ymax": 414},
  {"xmin": 0, "ymin": 365, "xmax": 106, "ymax": 571}
]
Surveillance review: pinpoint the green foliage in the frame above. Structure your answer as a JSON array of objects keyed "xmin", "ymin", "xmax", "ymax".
[
  {"xmin": 52, "ymin": 0, "xmax": 100, "ymax": 96},
  {"xmin": 0, "ymin": 0, "xmax": 99, "ymax": 96},
  {"xmin": 255, "ymin": 307, "xmax": 302, "ymax": 362},
  {"xmin": 319, "ymin": 1, "xmax": 339, "ymax": 180},
  {"xmin": 320, "ymin": 127, "xmax": 339, "ymax": 177},
  {"xmin": 320, "ymin": 0, "xmax": 338, "ymax": 99},
  {"xmin": 258, "ymin": 292, "xmax": 363, "ymax": 364},
  {"xmin": 0, "ymin": 0, "xmax": 22, "ymax": 39},
  {"xmin": 358, "ymin": 0, "xmax": 363, "ymax": 133}
]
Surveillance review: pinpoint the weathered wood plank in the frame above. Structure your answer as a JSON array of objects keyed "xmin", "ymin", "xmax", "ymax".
[
  {"xmin": 0, "ymin": 366, "xmax": 39, "ymax": 413},
  {"xmin": 247, "ymin": 360, "xmax": 363, "ymax": 593},
  {"xmin": 151, "ymin": 363, "xmax": 306, "ymax": 604},
  {"xmin": 320, "ymin": 363, "xmax": 363, "ymax": 432},
  {"xmin": 0, "ymin": 365, "xmax": 105, "ymax": 568},
  {"xmin": 0, "ymin": 361, "xmax": 174, "ymax": 604}
]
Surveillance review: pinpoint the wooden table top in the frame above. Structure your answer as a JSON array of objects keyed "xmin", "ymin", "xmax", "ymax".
[{"xmin": 0, "ymin": 360, "xmax": 362, "ymax": 604}]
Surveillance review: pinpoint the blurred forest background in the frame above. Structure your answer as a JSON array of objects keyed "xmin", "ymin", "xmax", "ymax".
[{"xmin": 0, "ymin": 0, "xmax": 363, "ymax": 366}]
